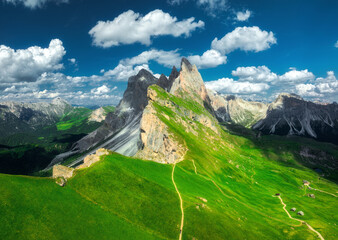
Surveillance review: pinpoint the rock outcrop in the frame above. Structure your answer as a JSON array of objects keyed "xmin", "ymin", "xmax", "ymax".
[
  {"xmin": 77, "ymin": 148, "xmax": 110, "ymax": 169},
  {"xmin": 89, "ymin": 107, "xmax": 106, "ymax": 122},
  {"xmin": 52, "ymin": 165, "xmax": 74, "ymax": 179}
]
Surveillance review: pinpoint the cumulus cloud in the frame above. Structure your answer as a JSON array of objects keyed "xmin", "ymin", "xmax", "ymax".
[
  {"xmin": 89, "ymin": 9, "xmax": 204, "ymax": 48},
  {"xmin": 121, "ymin": 49, "xmax": 181, "ymax": 67},
  {"xmin": 91, "ymin": 85, "xmax": 111, "ymax": 95},
  {"xmin": 279, "ymin": 68, "xmax": 315, "ymax": 83},
  {"xmin": 211, "ymin": 26, "xmax": 277, "ymax": 54},
  {"xmin": 335, "ymin": 41, "xmax": 338, "ymax": 48},
  {"xmin": 294, "ymin": 71, "xmax": 338, "ymax": 99},
  {"xmin": 205, "ymin": 77, "xmax": 270, "ymax": 94},
  {"xmin": 0, "ymin": 72, "xmax": 122, "ymax": 106},
  {"xmin": 105, "ymin": 64, "xmax": 153, "ymax": 81},
  {"xmin": 232, "ymin": 66, "xmax": 278, "ymax": 82},
  {"xmin": 4, "ymin": 0, "xmax": 69, "ymax": 9},
  {"xmin": 295, "ymin": 84, "xmax": 321, "ymax": 97},
  {"xmin": 235, "ymin": 10, "xmax": 251, "ymax": 21},
  {"xmin": 0, "ymin": 39, "xmax": 66, "ymax": 82},
  {"xmin": 187, "ymin": 49, "xmax": 227, "ymax": 68}
]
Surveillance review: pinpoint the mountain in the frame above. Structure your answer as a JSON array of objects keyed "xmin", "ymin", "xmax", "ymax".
[
  {"xmin": 208, "ymin": 91, "xmax": 268, "ymax": 128},
  {"xmin": 0, "ymin": 100, "xmax": 115, "ymax": 175},
  {"xmin": 0, "ymin": 98, "xmax": 72, "ymax": 139},
  {"xmin": 253, "ymin": 93, "xmax": 338, "ymax": 144},
  {"xmin": 0, "ymin": 58, "xmax": 337, "ymax": 240},
  {"xmin": 47, "ymin": 60, "xmax": 189, "ymax": 167},
  {"xmin": 207, "ymin": 90, "xmax": 338, "ymax": 144}
]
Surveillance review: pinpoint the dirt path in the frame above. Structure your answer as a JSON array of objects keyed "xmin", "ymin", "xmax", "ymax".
[
  {"xmin": 274, "ymin": 195, "xmax": 325, "ymax": 240},
  {"xmin": 309, "ymin": 187, "xmax": 337, "ymax": 198},
  {"xmin": 191, "ymin": 160, "xmax": 197, "ymax": 174},
  {"xmin": 172, "ymin": 163, "xmax": 184, "ymax": 240}
]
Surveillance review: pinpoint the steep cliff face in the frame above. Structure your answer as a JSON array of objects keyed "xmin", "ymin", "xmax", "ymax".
[
  {"xmin": 135, "ymin": 88, "xmax": 186, "ymax": 163},
  {"xmin": 207, "ymin": 90, "xmax": 268, "ymax": 128},
  {"xmin": 253, "ymin": 93, "xmax": 338, "ymax": 144},
  {"xmin": 136, "ymin": 84, "xmax": 219, "ymax": 163},
  {"xmin": 170, "ymin": 58, "xmax": 213, "ymax": 112},
  {"xmin": 48, "ymin": 69, "xmax": 162, "ymax": 167}
]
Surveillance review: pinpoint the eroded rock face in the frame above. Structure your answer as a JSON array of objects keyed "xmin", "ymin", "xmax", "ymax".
[
  {"xmin": 253, "ymin": 93, "xmax": 338, "ymax": 144},
  {"xmin": 136, "ymin": 89, "xmax": 186, "ymax": 164},
  {"xmin": 52, "ymin": 165, "xmax": 74, "ymax": 179},
  {"xmin": 170, "ymin": 58, "xmax": 213, "ymax": 110}
]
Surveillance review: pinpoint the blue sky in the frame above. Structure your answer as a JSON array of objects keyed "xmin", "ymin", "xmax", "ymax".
[{"xmin": 0, "ymin": 0, "xmax": 337, "ymax": 106}]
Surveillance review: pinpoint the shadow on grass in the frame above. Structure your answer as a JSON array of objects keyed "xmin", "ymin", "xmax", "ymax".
[{"xmin": 221, "ymin": 122, "xmax": 338, "ymax": 184}]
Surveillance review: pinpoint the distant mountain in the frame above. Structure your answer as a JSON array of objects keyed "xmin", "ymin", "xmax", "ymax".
[
  {"xmin": 0, "ymin": 99, "xmax": 115, "ymax": 175},
  {"xmin": 0, "ymin": 98, "xmax": 72, "ymax": 139},
  {"xmin": 208, "ymin": 91, "xmax": 268, "ymax": 128},
  {"xmin": 253, "ymin": 93, "xmax": 338, "ymax": 144}
]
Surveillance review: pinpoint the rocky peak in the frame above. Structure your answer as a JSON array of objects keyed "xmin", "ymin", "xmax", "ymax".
[
  {"xmin": 169, "ymin": 66, "xmax": 179, "ymax": 82},
  {"xmin": 181, "ymin": 57, "xmax": 193, "ymax": 72},
  {"xmin": 51, "ymin": 97, "xmax": 70, "ymax": 106},
  {"xmin": 117, "ymin": 68, "xmax": 158, "ymax": 115},
  {"xmin": 170, "ymin": 58, "xmax": 212, "ymax": 110},
  {"xmin": 275, "ymin": 93, "xmax": 303, "ymax": 103}
]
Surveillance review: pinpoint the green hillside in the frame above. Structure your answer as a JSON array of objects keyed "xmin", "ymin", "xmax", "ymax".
[{"xmin": 0, "ymin": 87, "xmax": 337, "ymax": 239}]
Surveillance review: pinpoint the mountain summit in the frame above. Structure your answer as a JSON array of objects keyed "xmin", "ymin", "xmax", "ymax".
[{"xmin": 49, "ymin": 58, "xmax": 222, "ymax": 167}]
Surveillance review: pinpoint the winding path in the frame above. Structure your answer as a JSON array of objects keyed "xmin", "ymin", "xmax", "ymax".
[
  {"xmin": 274, "ymin": 195, "xmax": 325, "ymax": 240},
  {"xmin": 172, "ymin": 163, "xmax": 184, "ymax": 240},
  {"xmin": 191, "ymin": 160, "xmax": 197, "ymax": 174},
  {"xmin": 308, "ymin": 187, "xmax": 337, "ymax": 198}
]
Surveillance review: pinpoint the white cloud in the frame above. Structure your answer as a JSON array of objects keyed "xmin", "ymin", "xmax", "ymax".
[
  {"xmin": 68, "ymin": 58, "xmax": 76, "ymax": 64},
  {"xmin": 335, "ymin": 41, "xmax": 338, "ymax": 48},
  {"xmin": 105, "ymin": 64, "xmax": 153, "ymax": 81},
  {"xmin": 205, "ymin": 77, "xmax": 269, "ymax": 94},
  {"xmin": 235, "ymin": 10, "xmax": 251, "ymax": 21},
  {"xmin": 279, "ymin": 69, "xmax": 315, "ymax": 83},
  {"xmin": 299, "ymin": 71, "xmax": 338, "ymax": 96},
  {"xmin": 211, "ymin": 26, "xmax": 277, "ymax": 54},
  {"xmin": 295, "ymin": 84, "xmax": 321, "ymax": 97},
  {"xmin": 231, "ymin": 66, "xmax": 278, "ymax": 82},
  {"xmin": 122, "ymin": 49, "xmax": 181, "ymax": 67},
  {"xmin": 89, "ymin": 9, "xmax": 204, "ymax": 48},
  {"xmin": 0, "ymin": 39, "xmax": 66, "ymax": 82},
  {"xmin": 187, "ymin": 49, "xmax": 227, "ymax": 68},
  {"xmin": 91, "ymin": 85, "xmax": 110, "ymax": 95},
  {"xmin": 4, "ymin": 0, "xmax": 69, "ymax": 9}
]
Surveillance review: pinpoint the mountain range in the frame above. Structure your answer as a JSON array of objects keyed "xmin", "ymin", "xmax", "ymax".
[
  {"xmin": 0, "ymin": 58, "xmax": 337, "ymax": 240},
  {"xmin": 47, "ymin": 58, "xmax": 338, "ymax": 169}
]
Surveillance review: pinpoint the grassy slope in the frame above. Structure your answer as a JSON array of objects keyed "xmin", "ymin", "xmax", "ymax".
[{"xmin": 0, "ymin": 87, "xmax": 337, "ymax": 239}]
